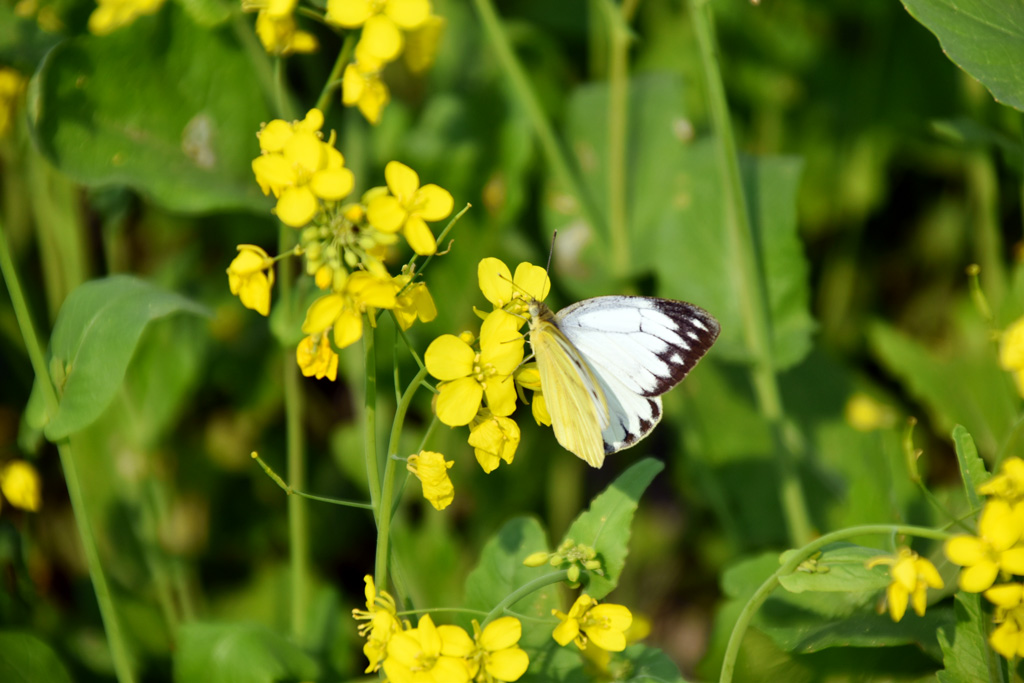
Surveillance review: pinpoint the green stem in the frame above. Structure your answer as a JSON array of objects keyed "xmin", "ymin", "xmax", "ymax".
[
  {"xmin": 0, "ymin": 219, "xmax": 136, "ymax": 683},
  {"xmin": 231, "ymin": 10, "xmax": 294, "ymax": 120},
  {"xmin": 688, "ymin": 0, "xmax": 813, "ymax": 547},
  {"xmin": 316, "ymin": 32, "xmax": 357, "ymax": 114},
  {"xmin": 251, "ymin": 451, "xmax": 375, "ymax": 509},
  {"xmin": 278, "ymin": 224, "xmax": 309, "ymax": 644},
  {"xmin": 718, "ymin": 524, "xmax": 952, "ymax": 683},
  {"xmin": 481, "ymin": 570, "xmax": 570, "ymax": 627},
  {"xmin": 364, "ymin": 318, "xmax": 382, "ymax": 518},
  {"xmin": 470, "ymin": 0, "xmax": 605, "ymax": 241},
  {"xmin": 600, "ymin": 0, "xmax": 632, "ymax": 281},
  {"xmin": 375, "ymin": 365, "xmax": 430, "ymax": 589}
]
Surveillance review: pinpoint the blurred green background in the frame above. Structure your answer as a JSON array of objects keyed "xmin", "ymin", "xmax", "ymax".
[{"xmin": 1, "ymin": 0, "xmax": 1022, "ymax": 680}]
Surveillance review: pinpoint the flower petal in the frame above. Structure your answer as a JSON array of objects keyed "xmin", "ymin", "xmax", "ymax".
[
  {"xmin": 945, "ymin": 535, "xmax": 988, "ymax": 566},
  {"xmin": 384, "ymin": 0, "xmax": 430, "ymax": 29},
  {"xmin": 276, "ymin": 186, "xmax": 318, "ymax": 227},
  {"xmin": 326, "ymin": 0, "xmax": 373, "ymax": 27},
  {"xmin": 478, "ymin": 257, "xmax": 514, "ymax": 308},
  {"xmin": 887, "ymin": 582, "xmax": 908, "ymax": 622},
  {"xmin": 486, "ymin": 648, "xmax": 529, "ymax": 681},
  {"xmin": 435, "ymin": 378, "xmax": 483, "ymax": 426},
  {"xmin": 385, "ymin": 160, "xmax": 420, "ymax": 199},
  {"xmin": 367, "ymin": 195, "xmax": 407, "ymax": 233},
  {"xmin": 959, "ymin": 562, "xmax": 999, "ymax": 593},
  {"xmin": 425, "ymin": 335, "xmax": 475, "ymax": 380},
  {"xmin": 480, "ymin": 617, "xmax": 522, "ymax": 652},
  {"xmin": 513, "ymin": 262, "xmax": 550, "ymax": 302},
  {"xmin": 403, "ymin": 215, "xmax": 436, "ymax": 255},
  {"xmin": 311, "ymin": 167, "xmax": 355, "ymax": 201},
  {"xmin": 416, "ymin": 183, "xmax": 454, "ymax": 221}
]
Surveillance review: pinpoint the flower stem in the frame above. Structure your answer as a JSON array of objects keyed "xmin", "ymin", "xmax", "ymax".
[
  {"xmin": 364, "ymin": 318, "xmax": 381, "ymax": 517},
  {"xmin": 316, "ymin": 32, "xmax": 357, "ymax": 115},
  {"xmin": 599, "ymin": 0, "xmax": 633, "ymax": 281},
  {"xmin": 718, "ymin": 523, "xmax": 952, "ymax": 683},
  {"xmin": 481, "ymin": 570, "xmax": 570, "ymax": 627},
  {"xmin": 0, "ymin": 218, "xmax": 136, "ymax": 683},
  {"xmin": 470, "ymin": 0, "xmax": 605, "ymax": 240},
  {"xmin": 251, "ymin": 451, "xmax": 375, "ymax": 509},
  {"xmin": 687, "ymin": 0, "xmax": 813, "ymax": 547},
  {"xmin": 375, "ymin": 365, "xmax": 430, "ymax": 589}
]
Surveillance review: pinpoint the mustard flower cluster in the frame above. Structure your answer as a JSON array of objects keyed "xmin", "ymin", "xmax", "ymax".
[
  {"xmin": 245, "ymin": 0, "xmax": 319, "ymax": 56},
  {"xmin": 945, "ymin": 457, "xmax": 1024, "ymax": 658},
  {"xmin": 229, "ymin": 109, "xmax": 451, "ymax": 383},
  {"xmin": 552, "ymin": 594, "xmax": 633, "ymax": 653},
  {"xmin": 327, "ymin": 0, "xmax": 444, "ymax": 124},
  {"xmin": 422, "ymin": 259, "xmax": 550, "ymax": 485},
  {"xmin": 866, "ymin": 547, "xmax": 943, "ymax": 622},
  {"xmin": 352, "ymin": 576, "xmax": 529, "ymax": 682},
  {"xmin": 87, "ymin": 0, "xmax": 165, "ymax": 35}
]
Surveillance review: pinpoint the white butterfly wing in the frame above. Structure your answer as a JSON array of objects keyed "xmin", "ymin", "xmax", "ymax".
[{"xmin": 554, "ymin": 296, "xmax": 720, "ymax": 455}]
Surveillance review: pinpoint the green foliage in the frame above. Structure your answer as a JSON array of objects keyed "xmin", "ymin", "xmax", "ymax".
[
  {"xmin": 937, "ymin": 593, "xmax": 1001, "ymax": 683},
  {"xmin": 174, "ymin": 621, "xmax": 321, "ymax": 683},
  {"xmin": 0, "ymin": 632, "xmax": 73, "ymax": 683},
  {"xmin": 777, "ymin": 543, "xmax": 891, "ymax": 595},
  {"xmin": 952, "ymin": 424, "xmax": 988, "ymax": 510}
]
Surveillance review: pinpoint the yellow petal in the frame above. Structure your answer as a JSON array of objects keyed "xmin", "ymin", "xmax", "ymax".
[
  {"xmin": 438, "ymin": 624, "xmax": 474, "ymax": 657},
  {"xmin": 960, "ymin": 562, "xmax": 999, "ymax": 593},
  {"xmin": 887, "ymin": 582, "xmax": 908, "ymax": 622},
  {"xmin": 480, "ymin": 310, "xmax": 524, "ymax": 373},
  {"xmin": 367, "ymin": 195, "xmax": 407, "ymax": 233},
  {"xmin": 384, "ymin": 0, "xmax": 430, "ymax": 29},
  {"xmin": 514, "ymin": 262, "xmax": 550, "ymax": 301},
  {"xmin": 911, "ymin": 584, "xmax": 929, "ymax": 617},
  {"xmin": 915, "ymin": 558, "xmax": 944, "ymax": 589},
  {"xmin": 486, "ymin": 648, "xmax": 529, "ymax": 681},
  {"xmin": 415, "ymin": 183, "xmax": 454, "ymax": 221},
  {"xmin": 532, "ymin": 392, "xmax": 551, "ymax": 426},
  {"xmin": 311, "ymin": 167, "xmax": 355, "ymax": 201},
  {"xmin": 891, "ymin": 556, "xmax": 917, "ymax": 592},
  {"xmin": 552, "ymin": 617, "xmax": 579, "ymax": 647},
  {"xmin": 985, "ymin": 583, "xmax": 1024, "ymax": 609},
  {"xmin": 333, "ymin": 308, "xmax": 364, "ymax": 348},
  {"xmin": 1001, "ymin": 316, "xmax": 1024, "ymax": 370},
  {"xmin": 258, "ymin": 119, "xmax": 294, "ymax": 153},
  {"xmin": 325, "ymin": 0, "xmax": 373, "ymax": 27},
  {"xmin": 357, "ymin": 77, "xmax": 389, "ymax": 125},
  {"xmin": 385, "ymin": 160, "xmax": 420, "ymax": 199},
  {"xmin": 425, "ymin": 335, "xmax": 475, "ymax": 380},
  {"xmin": 480, "ymin": 617, "xmax": 522, "ymax": 651},
  {"xmin": 945, "ymin": 535, "xmax": 988, "ymax": 566},
  {"xmin": 360, "ymin": 14, "xmax": 403, "ymax": 62},
  {"xmin": 342, "ymin": 64, "xmax": 365, "ymax": 104},
  {"xmin": 302, "ymin": 294, "xmax": 345, "ymax": 335},
  {"xmin": 983, "ymin": 498, "xmax": 1023, "ymax": 550},
  {"xmin": 436, "ymin": 378, "xmax": 483, "ymax": 426},
  {"xmin": 283, "ymin": 130, "xmax": 326, "ymax": 174},
  {"xmin": 238, "ymin": 271, "xmax": 272, "ymax": 316},
  {"xmin": 276, "ymin": 186, "xmax": 318, "ymax": 227},
  {"xmin": 484, "ymin": 378, "xmax": 518, "ymax": 418},
  {"xmin": 252, "ymin": 154, "xmax": 295, "ymax": 195},
  {"xmin": 1003, "ymin": 547, "xmax": 1024, "ymax": 575},
  {"xmin": 990, "ymin": 620, "xmax": 1021, "ymax": 659},
  {"xmin": 478, "ymin": 257, "xmax": 514, "ymax": 308},
  {"xmin": 0, "ymin": 461, "xmax": 40, "ymax": 511},
  {"xmin": 402, "ymin": 215, "xmax": 436, "ymax": 255}
]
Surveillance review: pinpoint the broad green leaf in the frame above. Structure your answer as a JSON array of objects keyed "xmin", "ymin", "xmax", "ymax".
[
  {"xmin": 937, "ymin": 593, "xmax": 997, "ymax": 683},
  {"xmin": 617, "ymin": 644, "xmax": 688, "ymax": 682},
  {"xmin": 174, "ymin": 622, "xmax": 320, "ymax": 683},
  {"xmin": 778, "ymin": 543, "xmax": 891, "ymax": 594},
  {"xmin": 38, "ymin": 275, "xmax": 209, "ymax": 440},
  {"xmin": 952, "ymin": 425, "xmax": 988, "ymax": 510},
  {"xmin": 0, "ymin": 632, "xmax": 73, "ymax": 683},
  {"xmin": 901, "ymin": 0, "xmax": 1024, "ymax": 111},
  {"xmin": 29, "ymin": 5, "xmax": 273, "ymax": 213},
  {"xmin": 465, "ymin": 516, "xmax": 559, "ymax": 649},
  {"xmin": 868, "ymin": 314, "xmax": 1018, "ymax": 458},
  {"xmin": 562, "ymin": 458, "xmax": 663, "ymax": 599}
]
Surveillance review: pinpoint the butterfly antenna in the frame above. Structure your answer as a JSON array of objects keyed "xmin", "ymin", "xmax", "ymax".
[{"xmin": 545, "ymin": 230, "xmax": 557, "ymax": 276}]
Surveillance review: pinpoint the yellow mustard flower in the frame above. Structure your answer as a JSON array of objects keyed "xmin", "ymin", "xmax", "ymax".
[
  {"xmin": 979, "ymin": 457, "xmax": 1024, "ymax": 503},
  {"xmin": 342, "ymin": 60, "xmax": 390, "ymax": 126},
  {"xmin": 1000, "ymin": 316, "xmax": 1024, "ymax": 398},
  {"xmin": 301, "ymin": 271, "xmax": 397, "ymax": 349},
  {"xmin": 407, "ymin": 450, "xmax": 454, "ymax": 511},
  {"xmin": 0, "ymin": 460, "xmax": 41, "ymax": 512},
  {"xmin": 252, "ymin": 109, "xmax": 355, "ymax": 228},
  {"xmin": 296, "ymin": 335, "xmax": 339, "ymax": 381},
  {"xmin": 255, "ymin": 11, "xmax": 318, "ymax": 56},
  {"xmin": 468, "ymin": 412, "xmax": 520, "ymax": 473},
  {"xmin": 88, "ymin": 0, "xmax": 165, "ymax": 35},
  {"xmin": 581, "ymin": 614, "xmax": 651, "ymax": 674},
  {"xmin": 393, "ymin": 275, "xmax": 437, "ymax": 330},
  {"xmin": 325, "ymin": 0, "xmax": 431, "ymax": 63},
  {"xmin": 425, "ymin": 310, "xmax": 524, "ymax": 426},
  {"xmin": 469, "ymin": 617, "xmax": 529, "ymax": 683},
  {"xmin": 353, "ymin": 575, "xmax": 401, "ymax": 673},
  {"xmin": 552, "ymin": 594, "xmax": 633, "ymax": 652},
  {"xmin": 513, "ymin": 364, "xmax": 550, "ymax": 426},
  {"xmin": 404, "ymin": 14, "xmax": 445, "ymax": 73},
  {"xmin": 990, "ymin": 609, "xmax": 1024, "ymax": 660},
  {"xmin": 844, "ymin": 392, "xmax": 896, "ymax": 432},
  {"xmin": 866, "ymin": 548, "xmax": 944, "ymax": 621},
  {"xmin": 478, "ymin": 258, "xmax": 550, "ymax": 322},
  {"xmin": 227, "ymin": 244, "xmax": 275, "ymax": 316},
  {"xmin": 366, "ymin": 161, "xmax": 453, "ymax": 255},
  {"xmin": 985, "ymin": 582, "xmax": 1024, "ymax": 622},
  {"xmin": 0, "ymin": 68, "xmax": 26, "ymax": 139},
  {"xmin": 383, "ymin": 614, "xmax": 474, "ymax": 683},
  {"xmin": 946, "ymin": 498, "xmax": 1024, "ymax": 592}
]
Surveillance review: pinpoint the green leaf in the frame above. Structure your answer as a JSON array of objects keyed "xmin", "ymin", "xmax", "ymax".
[
  {"xmin": 39, "ymin": 275, "xmax": 209, "ymax": 440},
  {"xmin": 778, "ymin": 543, "xmax": 891, "ymax": 595},
  {"xmin": 0, "ymin": 632, "xmax": 73, "ymax": 683},
  {"xmin": 29, "ymin": 5, "xmax": 273, "ymax": 213},
  {"xmin": 901, "ymin": 0, "xmax": 1024, "ymax": 111},
  {"xmin": 562, "ymin": 458, "xmax": 663, "ymax": 600},
  {"xmin": 174, "ymin": 622, "xmax": 320, "ymax": 683},
  {"xmin": 952, "ymin": 425, "xmax": 988, "ymax": 510},
  {"xmin": 937, "ymin": 593, "xmax": 999, "ymax": 683},
  {"xmin": 617, "ymin": 644, "xmax": 688, "ymax": 682},
  {"xmin": 465, "ymin": 516, "xmax": 559, "ymax": 649},
  {"xmin": 173, "ymin": 0, "xmax": 231, "ymax": 26}
]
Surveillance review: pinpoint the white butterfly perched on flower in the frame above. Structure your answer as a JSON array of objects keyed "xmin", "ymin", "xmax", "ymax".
[{"xmin": 528, "ymin": 295, "xmax": 719, "ymax": 468}]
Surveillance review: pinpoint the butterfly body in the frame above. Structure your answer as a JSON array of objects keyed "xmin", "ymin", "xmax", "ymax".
[{"xmin": 528, "ymin": 296, "xmax": 720, "ymax": 468}]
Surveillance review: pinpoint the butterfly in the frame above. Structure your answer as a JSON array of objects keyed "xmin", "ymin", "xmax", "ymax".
[{"xmin": 528, "ymin": 295, "xmax": 720, "ymax": 468}]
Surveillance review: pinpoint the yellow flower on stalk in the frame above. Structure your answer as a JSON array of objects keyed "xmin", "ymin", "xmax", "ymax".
[
  {"xmin": 301, "ymin": 271, "xmax": 397, "ymax": 350},
  {"xmin": 468, "ymin": 412, "xmax": 520, "ymax": 473},
  {"xmin": 1000, "ymin": 316, "xmax": 1024, "ymax": 398},
  {"xmin": 342, "ymin": 60, "xmax": 390, "ymax": 125},
  {"xmin": 866, "ymin": 548, "xmax": 944, "ymax": 622},
  {"xmin": 979, "ymin": 457, "xmax": 1024, "ymax": 504},
  {"xmin": 469, "ymin": 617, "xmax": 529, "ymax": 683},
  {"xmin": 946, "ymin": 498, "xmax": 1024, "ymax": 592},
  {"xmin": 0, "ymin": 68, "xmax": 26, "ymax": 139},
  {"xmin": 254, "ymin": 11, "xmax": 319, "ymax": 56},
  {"xmin": 366, "ymin": 161, "xmax": 454, "ymax": 256},
  {"xmin": 252, "ymin": 109, "xmax": 355, "ymax": 228},
  {"xmin": 477, "ymin": 258, "xmax": 550, "ymax": 323},
  {"xmin": 352, "ymin": 575, "xmax": 401, "ymax": 673},
  {"xmin": 296, "ymin": 335, "xmax": 339, "ymax": 381},
  {"xmin": 392, "ymin": 274, "xmax": 437, "ymax": 330},
  {"xmin": 87, "ymin": 0, "xmax": 165, "ymax": 35},
  {"xmin": 383, "ymin": 614, "xmax": 474, "ymax": 683},
  {"xmin": 425, "ymin": 310, "xmax": 524, "ymax": 426},
  {"xmin": 581, "ymin": 614, "xmax": 651, "ymax": 675},
  {"xmin": 407, "ymin": 451, "xmax": 454, "ymax": 511},
  {"xmin": 227, "ymin": 244, "xmax": 275, "ymax": 316},
  {"xmin": 552, "ymin": 594, "xmax": 633, "ymax": 652},
  {"xmin": 0, "ymin": 460, "xmax": 41, "ymax": 512},
  {"xmin": 983, "ymin": 584, "xmax": 1024, "ymax": 659},
  {"xmin": 325, "ymin": 0, "xmax": 432, "ymax": 63}
]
